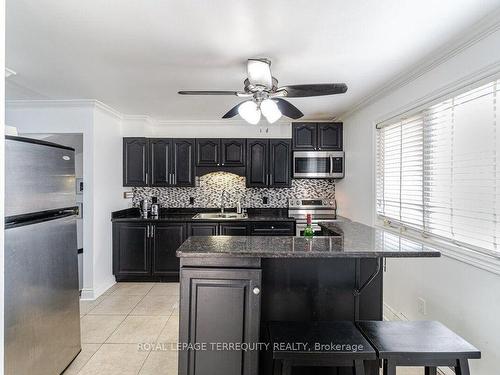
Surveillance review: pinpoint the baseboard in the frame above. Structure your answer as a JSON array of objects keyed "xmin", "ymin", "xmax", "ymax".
[
  {"xmin": 383, "ymin": 303, "xmax": 456, "ymax": 375},
  {"xmin": 79, "ymin": 277, "xmax": 116, "ymax": 300},
  {"xmin": 80, "ymin": 288, "xmax": 95, "ymax": 300}
]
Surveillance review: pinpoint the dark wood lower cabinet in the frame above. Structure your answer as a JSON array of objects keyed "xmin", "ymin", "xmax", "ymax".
[
  {"xmin": 179, "ymin": 267, "xmax": 261, "ymax": 375},
  {"xmin": 188, "ymin": 223, "xmax": 219, "ymax": 236},
  {"xmin": 152, "ymin": 223, "xmax": 186, "ymax": 277},
  {"xmin": 113, "ymin": 222, "xmax": 151, "ymax": 277}
]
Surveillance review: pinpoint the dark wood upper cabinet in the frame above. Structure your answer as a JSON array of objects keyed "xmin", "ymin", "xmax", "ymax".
[
  {"xmin": 246, "ymin": 139, "xmax": 269, "ymax": 187},
  {"xmin": 152, "ymin": 223, "xmax": 186, "ymax": 276},
  {"xmin": 221, "ymin": 139, "xmax": 245, "ymax": 166},
  {"xmin": 179, "ymin": 268, "xmax": 261, "ymax": 375},
  {"xmin": 292, "ymin": 123, "xmax": 317, "ymax": 150},
  {"xmin": 123, "ymin": 138, "xmax": 149, "ymax": 186},
  {"xmin": 172, "ymin": 139, "xmax": 195, "ymax": 187},
  {"xmin": 113, "ymin": 222, "xmax": 151, "ymax": 276},
  {"xmin": 317, "ymin": 122, "xmax": 343, "ymax": 150},
  {"xmin": 292, "ymin": 122, "xmax": 343, "ymax": 151},
  {"xmin": 150, "ymin": 139, "xmax": 172, "ymax": 186},
  {"xmin": 269, "ymin": 139, "xmax": 291, "ymax": 187},
  {"xmin": 196, "ymin": 139, "xmax": 220, "ymax": 166},
  {"xmin": 247, "ymin": 139, "xmax": 290, "ymax": 188}
]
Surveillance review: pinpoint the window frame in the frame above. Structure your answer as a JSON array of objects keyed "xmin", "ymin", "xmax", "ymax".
[{"xmin": 374, "ymin": 77, "xmax": 500, "ymax": 266}]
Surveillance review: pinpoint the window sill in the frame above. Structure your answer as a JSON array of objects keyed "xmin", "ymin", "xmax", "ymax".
[{"xmin": 375, "ymin": 222, "xmax": 500, "ymax": 276}]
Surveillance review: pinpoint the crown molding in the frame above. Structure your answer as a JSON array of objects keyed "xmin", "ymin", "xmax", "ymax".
[{"xmin": 338, "ymin": 8, "xmax": 500, "ymax": 121}]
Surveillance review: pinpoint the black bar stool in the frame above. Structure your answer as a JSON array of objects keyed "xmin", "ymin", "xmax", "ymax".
[
  {"xmin": 356, "ymin": 320, "xmax": 481, "ymax": 375},
  {"xmin": 269, "ymin": 321, "xmax": 377, "ymax": 375}
]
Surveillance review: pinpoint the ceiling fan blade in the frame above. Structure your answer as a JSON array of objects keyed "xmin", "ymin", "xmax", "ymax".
[
  {"xmin": 247, "ymin": 58, "xmax": 273, "ymax": 88},
  {"xmin": 274, "ymin": 98, "xmax": 304, "ymax": 119},
  {"xmin": 279, "ymin": 83, "xmax": 348, "ymax": 97},
  {"xmin": 222, "ymin": 102, "xmax": 243, "ymax": 118},
  {"xmin": 178, "ymin": 90, "xmax": 240, "ymax": 95}
]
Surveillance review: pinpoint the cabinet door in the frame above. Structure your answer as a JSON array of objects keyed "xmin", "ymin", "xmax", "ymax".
[
  {"xmin": 317, "ymin": 122, "xmax": 343, "ymax": 150},
  {"xmin": 150, "ymin": 139, "xmax": 172, "ymax": 186},
  {"xmin": 172, "ymin": 139, "xmax": 195, "ymax": 186},
  {"xmin": 269, "ymin": 139, "xmax": 291, "ymax": 187},
  {"xmin": 221, "ymin": 139, "xmax": 245, "ymax": 166},
  {"xmin": 152, "ymin": 223, "xmax": 186, "ymax": 276},
  {"xmin": 246, "ymin": 139, "xmax": 268, "ymax": 187},
  {"xmin": 113, "ymin": 222, "xmax": 150, "ymax": 276},
  {"xmin": 196, "ymin": 139, "xmax": 220, "ymax": 166},
  {"xmin": 188, "ymin": 223, "xmax": 219, "ymax": 236},
  {"xmin": 219, "ymin": 223, "xmax": 248, "ymax": 236},
  {"xmin": 123, "ymin": 138, "xmax": 149, "ymax": 186},
  {"xmin": 292, "ymin": 123, "xmax": 317, "ymax": 150},
  {"xmin": 179, "ymin": 268, "xmax": 261, "ymax": 375}
]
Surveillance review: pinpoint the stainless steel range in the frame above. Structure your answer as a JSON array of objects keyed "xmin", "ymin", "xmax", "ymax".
[{"xmin": 288, "ymin": 198, "xmax": 338, "ymax": 236}]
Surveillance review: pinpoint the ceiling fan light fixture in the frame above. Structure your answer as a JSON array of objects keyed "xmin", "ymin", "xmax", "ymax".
[
  {"xmin": 260, "ymin": 99, "xmax": 282, "ymax": 124},
  {"xmin": 238, "ymin": 100, "xmax": 261, "ymax": 124}
]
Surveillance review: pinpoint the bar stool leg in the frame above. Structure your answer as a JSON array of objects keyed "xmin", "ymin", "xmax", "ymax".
[
  {"xmin": 282, "ymin": 360, "xmax": 292, "ymax": 375},
  {"xmin": 425, "ymin": 367, "xmax": 437, "ymax": 375},
  {"xmin": 272, "ymin": 359, "xmax": 282, "ymax": 375},
  {"xmin": 455, "ymin": 359, "xmax": 471, "ymax": 375},
  {"xmin": 382, "ymin": 360, "xmax": 396, "ymax": 375},
  {"xmin": 354, "ymin": 360, "xmax": 366, "ymax": 375}
]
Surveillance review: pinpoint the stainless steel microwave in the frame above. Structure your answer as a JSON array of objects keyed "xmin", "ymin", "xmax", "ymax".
[{"xmin": 293, "ymin": 151, "xmax": 344, "ymax": 179}]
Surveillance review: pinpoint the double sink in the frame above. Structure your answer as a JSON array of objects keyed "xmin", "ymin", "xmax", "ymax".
[{"xmin": 192, "ymin": 212, "xmax": 249, "ymax": 220}]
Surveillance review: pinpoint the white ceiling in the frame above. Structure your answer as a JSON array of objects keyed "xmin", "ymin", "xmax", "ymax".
[{"xmin": 6, "ymin": 0, "xmax": 500, "ymax": 120}]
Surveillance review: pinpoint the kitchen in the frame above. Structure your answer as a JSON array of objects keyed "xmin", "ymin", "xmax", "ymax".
[{"xmin": 3, "ymin": 1, "xmax": 500, "ymax": 375}]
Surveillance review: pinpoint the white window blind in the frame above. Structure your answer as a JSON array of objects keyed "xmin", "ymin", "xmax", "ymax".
[{"xmin": 376, "ymin": 79, "xmax": 500, "ymax": 254}]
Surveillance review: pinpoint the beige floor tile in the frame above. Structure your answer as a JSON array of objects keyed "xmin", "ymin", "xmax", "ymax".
[
  {"xmin": 77, "ymin": 343, "xmax": 149, "ymax": 375},
  {"xmin": 111, "ymin": 282, "xmax": 155, "ymax": 296},
  {"xmin": 148, "ymin": 283, "xmax": 180, "ymax": 296},
  {"xmin": 139, "ymin": 350, "xmax": 178, "ymax": 375},
  {"xmin": 131, "ymin": 294, "xmax": 178, "ymax": 316},
  {"xmin": 107, "ymin": 315, "xmax": 168, "ymax": 344},
  {"xmin": 103, "ymin": 283, "xmax": 119, "ymax": 295},
  {"xmin": 80, "ymin": 314, "xmax": 127, "ymax": 344},
  {"xmin": 80, "ymin": 300, "xmax": 99, "ymax": 315},
  {"xmin": 157, "ymin": 315, "xmax": 179, "ymax": 344},
  {"xmin": 62, "ymin": 343, "xmax": 101, "ymax": 375},
  {"xmin": 88, "ymin": 294, "xmax": 143, "ymax": 315}
]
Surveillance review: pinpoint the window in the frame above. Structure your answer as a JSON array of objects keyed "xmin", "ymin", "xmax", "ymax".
[{"xmin": 376, "ymin": 79, "xmax": 500, "ymax": 254}]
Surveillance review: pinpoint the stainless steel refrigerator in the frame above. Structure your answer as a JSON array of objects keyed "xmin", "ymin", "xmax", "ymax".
[{"xmin": 5, "ymin": 136, "xmax": 81, "ymax": 375}]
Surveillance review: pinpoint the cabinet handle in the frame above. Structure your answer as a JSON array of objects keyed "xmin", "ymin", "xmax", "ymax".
[
  {"xmin": 146, "ymin": 225, "xmax": 150, "ymax": 238},
  {"xmin": 169, "ymin": 173, "xmax": 172, "ymax": 185},
  {"xmin": 145, "ymin": 172, "xmax": 149, "ymax": 184},
  {"xmin": 269, "ymin": 173, "xmax": 272, "ymax": 184},
  {"xmin": 221, "ymin": 163, "xmax": 224, "ymax": 166},
  {"xmin": 253, "ymin": 287, "xmax": 260, "ymax": 295},
  {"xmin": 152, "ymin": 225, "xmax": 155, "ymax": 238}
]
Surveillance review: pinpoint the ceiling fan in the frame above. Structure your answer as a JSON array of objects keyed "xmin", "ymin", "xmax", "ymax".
[{"xmin": 178, "ymin": 58, "xmax": 348, "ymax": 124}]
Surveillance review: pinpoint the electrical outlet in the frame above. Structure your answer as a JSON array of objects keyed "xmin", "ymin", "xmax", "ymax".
[
  {"xmin": 189, "ymin": 197, "xmax": 195, "ymax": 205},
  {"xmin": 417, "ymin": 297, "xmax": 427, "ymax": 316},
  {"xmin": 262, "ymin": 196, "xmax": 269, "ymax": 205}
]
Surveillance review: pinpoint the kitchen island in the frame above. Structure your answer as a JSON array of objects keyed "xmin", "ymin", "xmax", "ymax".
[{"xmin": 176, "ymin": 221, "xmax": 440, "ymax": 375}]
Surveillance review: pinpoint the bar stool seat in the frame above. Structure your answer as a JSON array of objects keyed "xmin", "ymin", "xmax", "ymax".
[
  {"xmin": 356, "ymin": 320, "xmax": 481, "ymax": 375},
  {"xmin": 269, "ymin": 321, "xmax": 377, "ymax": 375}
]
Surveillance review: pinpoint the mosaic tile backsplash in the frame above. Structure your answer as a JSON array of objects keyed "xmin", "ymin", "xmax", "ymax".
[{"xmin": 132, "ymin": 172, "xmax": 335, "ymax": 208}]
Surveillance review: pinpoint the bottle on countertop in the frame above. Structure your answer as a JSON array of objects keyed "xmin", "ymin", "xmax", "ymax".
[
  {"xmin": 303, "ymin": 213, "xmax": 314, "ymax": 238},
  {"xmin": 151, "ymin": 197, "xmax": 159, "ymax": 217},
  {"xmin": 140, "ymin": 199, "xmax": 148, "ymax": 218},
  {"xmin": 236, "ymin": 200, "xmax": 242, "ymax": 214}
]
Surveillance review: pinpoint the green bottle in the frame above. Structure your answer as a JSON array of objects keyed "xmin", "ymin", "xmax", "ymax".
[{"xmin": 303, "ymin": 213, "xmax": 314, "ymax": 238}]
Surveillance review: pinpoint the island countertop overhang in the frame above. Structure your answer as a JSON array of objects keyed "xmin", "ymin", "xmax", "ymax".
[{"xmin": 176, "ymin": 220, "xmax": 441, "ymax": 258}]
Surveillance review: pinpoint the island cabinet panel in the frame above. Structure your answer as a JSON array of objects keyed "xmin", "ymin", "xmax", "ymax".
[
  {"xmin": 179, "ymin": 268, "xmax": 261, "ymax": 375},
  {"xmin": 123, "ymin": 138, "xmax": 149, "ymax": 186},
  {"xmin": 113, "ymin": 222, "xmax": 151, "ymax": 276},
  {"xmin": 152, "ymin": 223, "xmax": 187, "ymax": 276}
]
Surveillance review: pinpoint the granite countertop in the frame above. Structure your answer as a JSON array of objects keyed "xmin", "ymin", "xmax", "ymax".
[
  {"xmin": 111, "ymin": 207, "xmax": 295, "ymax": 222},
  {"xmin": 176, "ymin": 221, "xmax": 441, "ymax": 258}
]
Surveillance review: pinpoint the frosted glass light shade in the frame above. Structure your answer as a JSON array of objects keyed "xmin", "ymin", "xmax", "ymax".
[
  {"xmin": 238, "ymin": 100, "xmax": 261, "ymax": 124},
  {"xmin": 261, "ymin": 99, "xmax": 282, "ymax": 123}
]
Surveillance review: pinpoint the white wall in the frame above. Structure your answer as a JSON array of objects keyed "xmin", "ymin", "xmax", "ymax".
[
  {"xmin": 1, "ymin": 0, "xmax": 6, "ymax": 371},
  {"xmin": 337, "ymin": 21, "xmax": 500, "ymax": 375},
  {"xmin": 4, "ymin": 101, "xmax": 123, "ymax": 300}
]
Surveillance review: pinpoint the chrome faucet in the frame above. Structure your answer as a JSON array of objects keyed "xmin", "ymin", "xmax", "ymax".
[{"xmin": 220, "ymin": 190, "xmax": 229, "ymax": 214}]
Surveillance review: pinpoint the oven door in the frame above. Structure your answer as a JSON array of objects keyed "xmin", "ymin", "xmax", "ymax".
[
  {"xmin": 296, "ymin": 222, "xmax": 324, "ymax": 237},
  {"xmin": 293, "ymin": 151, "xmax": 344, "ymax": 178}
]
